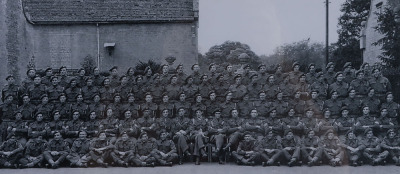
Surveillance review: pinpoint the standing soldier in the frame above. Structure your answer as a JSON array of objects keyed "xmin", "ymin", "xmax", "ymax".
[
  {"xmin": 259, "ymin": 130, "xmax": 282, "ymax": 166},
  {"xmin": 232, "ymin": 133, "xmax": 259, "ymax": 166},
  {"xmin": 53, "ymin": 93, "xmax": 71, "ymax": 120},
  {"xmin": 288, "ymin": 62, "xmax": 302, "ymax": 85},
  {"xmin": 257, "ymin": 64, "xmax": 269, "ymax": 85},
  {"xmin": 343, "ymin": 62, "xmax": 356, "ymax": 84},
  {"xmin": 99, "ymin": 78, "xmax": 115, "ymax": 105},
  {"xmin": 92, "ymin": 67, "xmax": 105, "ymax": 88},
  {"xmin": 328, "ymin": 72, "xmax": 349, "ymax": 99},
  {"xmin": 114, "ymin": 75, "xmax": 131, "ymax": 102},
  {"xmin": 47, "ymin": 76, "xmax": 64, "ymax": 103},
  {"xmin": 176, "ymin": 64, "xmax": 187, "ymax": 85},
  {"xmin": 145, "ymin": 74, "xmax": 165, "ymax": 103},
  {"xmin": 310, "ymin": 73, "xmax": 328, "ymax": 100},
  {"xmin": 81, "ymin": 77, "xmax": 99, "ymax": 103},
  {"xmin": 340, "ymin": 130, "xmax": 364, "ymax": 166},
  {"xmin": 58, "ymin": 66, "xmax": 70, "ymax": 88},
  {"xmin": 153, "ymin": 131, "xmax": 177, "ymax": 166},
  {"xmin": 109, "ymin": 66, "xmax": 120, "ymax": 88},
  {"xmin": 89, "ymin": 132, "xmax": 114, "ymax": 167},
  {"xmin": 323, "ymin": 91, "xmax": 343, "ymax": 118},
  {"xmin": 350, "ymin": 70, "xmax": 370, "ymax": 100},
  {"xmin": 369, "ymin": 68, "xmax": 391, "ymax": 101},
  {"xmin": 0, "ymin": 135, "xmax": 24, "ymax": 168},
  {"xmin": 198, "ymin": 74, "xmax": 212, "ymax": 99},
  {"xmin": 361, "ymin": 128, "xmax": 388, "ymax": 165},
  {"xmin": 41, "ymin": 67, "xmax": 53, "ymax": 87},
  {"xmin": 247, "ymin": 74, "xmax": 263, "ymax": 100},
  {"xmin": 324, "ymin": 62, "xmax": 336, "ymax": 85},
  {"xmin": 208, "ymin": 63, "xmax": 220, "ymax": 85},
  {"xmin": 263, "ymin": 75, "xmax": 280, "ymax": 101},
  {"xmin": 2, "ymin": 75, "xmax": 21, "ymax": 105},
  {"xmin": 213, "ymin": 74, "xmax": 230, "ymax": 102},
  {"xmin": 165, "ymin": 75, "xmax": 181, "ymax": 101},
  {"xmin": 279, "ymin": 75, "xmax": 296, "ymax": 101},
  {"xmin": 43, "ymin": 131, "xmax": 70, "ymax": 169},
  {"xmin": 181, "ymin": 76, "xmax": 199, "ymax": 102},
  {"xmin": 281, "ymin": 129, "xmax": 301, "ymax": 167},
  {"xmin": 20, "ymin": 135, "xmax": 47, "ymax": 168},
  {"xmin": 301, "ymin": 130, "xmax": 322, "ymax": 166},
  {"xmin": 229, "ymin": 75, "xmax": 247, "ymax": 102},
  {"xmin": 111, "ymin": 132, "xmax": 135, "ymax": 167},
  {"xmin": 22, "ymin": 69, "xmax": 37, "ymax": 94},
  {"xmin": 67, "ymin": 131, "xmax": 91, "ymax": 167},
  {"xmin": 190, "ymin": 64, "xmax": 202, "ymax": 86},
  {"xmin": 305, "ymin": 63, "xmax": 318, "ymax": 84}
]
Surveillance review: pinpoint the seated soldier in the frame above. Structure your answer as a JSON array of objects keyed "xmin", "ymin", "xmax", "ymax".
[
  {"xmin": 153, "ymin": 131, "xmax": 177, "ymax": 166},
  {"xmin": 43, "ymin": 131, "xmax": 70, "ymax": 169},
  {"xmin": 208, "ymin": 109, "xmax": 227, "ymax": 164},
  {"xmin": 361, "ymin": 128, "xmax": 388, "ymax": 165},
  {"xmin": 340, "ymin": 130, "xmax": 364, "ymax": 166},
  {"xmin": 28, "ymin": 112, "xmax": 48, "ymax": 139},
  {"xmin": 135, "ymin": 132, "xmax": 156, "ymax": 167},
  {"xmin": 67, "ymin": 131, "xmax": 91, "ymax": 167},
  {"xmin": 65, "ymin": 111, "xmax": 84, "ymax": 144},
  {"xmin": 111, "ymin": 132, "xmax": 136, "ymax": 167},
  {"xmin": 281, "ymin": 129, "xmax": 301, "ymax": 167},
  {"xmin": 0, "ymin": 135, "xmax": 24, "ymax": 168},
  {"xmin": 189, "ymin": 109, "xmax": 209, "ymax": 165},
  {"xmin": 7, "ymin": 111, "xmax": 28, "ymax": 147},
  {"xmin": 171, "ymin": 108, "xmax": 191, "ymax": 164},
  {"xmin": 259, "ymin": 130, "xmax": 282, "ymax": 166},
  {"xmin": 301, "ymin": 130, "xmax": 323, "ymax": 166},
  {"xmin": 355, "ymin": 106, "xmax": 380, "ymax": 137},
  {"xmin": 19, "ymin": 135, "xmax": 47, "ymax": 168},
  {"xmin": 315, "ymin": 109, "xmax": 335, "ymax": 136},
  {"xmin": 232, "ymin": 132, "xmax": 259, "ymax": 166},
  {"xmin": 282, "ymin": 108, "xmax": 304, "ymax": 137},
  {"xmin": 335, "ymin": 107, "xmax": 356, "ymax": 138},
  {"xmin": 223, "ymin": 109, "xmax": 245, "ymax": 151},
  {"xmin": 118, "ymin": 110, "xmax": 140, "ymax": 139},
  {"xmin": 88, "ymin": 131, "xmax": 114, "ymax": 167},
  {"xmin": 83, "ymin": 111, "xmax": 100, "ymax": 138},
  {"xmin": 381, "ymin": 129, "xmax": 400, "ymax": 166},
  {"xmin": 320, "ymin": 129, "xmax": 343, "ymax": 166},
  {"xmin": 47, "ymin": 110, "xmax": 65, "ymax": 138}
]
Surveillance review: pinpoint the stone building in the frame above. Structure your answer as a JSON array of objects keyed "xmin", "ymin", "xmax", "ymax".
[
  {"xmin": 361, "ymin": 0, "xmax": 399, "ymax": 64},
  {"xmin": 0, "ymin": 0, "xmax": 199, "ymax": 84}
]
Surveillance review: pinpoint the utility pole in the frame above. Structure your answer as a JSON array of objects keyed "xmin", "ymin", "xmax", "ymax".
[{"xmin": 325, "ymin": 0, "xmax": 330, "ymax": 65}]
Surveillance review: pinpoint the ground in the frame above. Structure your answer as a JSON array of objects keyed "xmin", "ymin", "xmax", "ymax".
[{"xmin": 1, "ymin": 163, "xmax": 400, "ymax": 174}]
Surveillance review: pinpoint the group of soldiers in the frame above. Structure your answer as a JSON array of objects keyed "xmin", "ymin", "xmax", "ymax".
[{"xmin": 0, "ymin": 61, "xmax": 400, "ymax": 169}]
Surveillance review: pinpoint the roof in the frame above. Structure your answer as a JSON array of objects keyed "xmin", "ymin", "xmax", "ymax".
[{"xmin": 22, "ymin": 0, "xmax": 198, "ymax": 25}]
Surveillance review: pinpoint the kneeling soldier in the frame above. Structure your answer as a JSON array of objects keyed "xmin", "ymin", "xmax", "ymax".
[
  {"xmin": 44, "ymin": 131, "xmax": 70, "ymax": 168},
  {"xmin": 232, "ymin": 132, "xmax": 260, "ymax": 166},
  {"xmin": 0, "ymin": 135, "xmax": 24, "ymax": 168},
  {"xmin": 259, "ymin": 130, "xmax": 282, "ymax": 166}
]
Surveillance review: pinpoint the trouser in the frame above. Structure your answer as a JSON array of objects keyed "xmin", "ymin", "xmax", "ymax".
[
  {"xmin": 301, "ymin": 147, "xmax": 322, "ymax": 162},
  {"xmin": 231, "ymin": 151, "xmax": 260, "ymax": 164},
  {"xmin": 226, "ymin": 132, "xmax": 243, "ymax": 150},
  {"xmin": 89, "ymin": 150, "xmax": 111, "ymax": 164},
  {"xmin": 363, "ymin": 150, "xmax": 389, "ymax": 163},
  {"xmin": 43, "ymin": 151, "xmax": 68, "ymax": 165},
  {"xmin": 344, "ymin": 149, "xmax": 362, "ymax": 164},
  {"xmin": 173, "ymin": 134, "xmax": 190, "ymax": 158},
  {"xmin": 321, "ymin": 149, "xmax": 344, "ymax": 163},
  {"xmin": 385, "ymin": 150, "xmax": 400, "ymax": 164},
  {"xmin": 210, "ymin": 134, "xmax": 226, "ymax": 161},
  {"xmin": 66, "ymin": 153, "xmax": 91, "ymax": 166},
  {"xmin": 19, "ymin": 154, "xmax": 44, "ymax": 167},
  {"xmin": 0, "ymin": 152, "xmax": 23, "ymax": 166},
  {"xmin": 152, "ymin": 152, "xmax": 179, "ymax": 165},
  {"xmin": 134, "ymin": 153, "xmax": 157, "ymax": 166},
  {"xmin": 190, "ymin": 133, "xmax": 207, "ymax": 157},
  {"xmin": 281, "ymin": 147, "xmax": 300, "ymax": 161},
  {"xmin": 110, "ymin": 151, "xmax": 135, "ymax": 165},
  {"xmin": 260, "ymin": 150, "xmax": 281, "ymax": 163}
]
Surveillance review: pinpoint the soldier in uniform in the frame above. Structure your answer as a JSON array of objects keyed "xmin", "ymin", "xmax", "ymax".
[
  {"xmin": 220, "ymin": 91, "xmax": 237, "ymax": 118},
  {"xmin": 204, "ymin": 91, "xmax": 220, "ymax": 118},
  {"xmin": 99, "ymin": 78, "xmax": 115, "ymax": 105},
  {"xmin": 355, "ymin": 106, "xmax": 380, "ymax": 136},
  {"xmin": 7, "ymin": 111, "xmax": 28, "ymax": 146},
  {"xmin": 257, "ymin": 64, "xmax": 269, "ymax": 85},
  {"xmin": 189, "ymin": 109, "xmax": 208, "ymax": 165},
  {"xmin": 191, "ymin": 94, "xmax": 207, "ymax": 116},
  {"xmin": 67, "ymin": 131, "xmax": 91, "ymax": 167},
  {"xmin": 301, "ymin": 130, "xmax": 322, "ymax": 166},
  {"xmin": 118, "ymin": 110, "xmax": 140, "ymax": 139},
  {"xmin": 272, "ymin": 92, "xmax": 289, "ymax": 117},
  {"xmin": 306, "ymin": 90, "xmax": 324, "ymax": 116},
  {"xmin": 369, "ymin": 68, "xmax": 391, "ymax": 101},
  {"xmin": 302, "ymin": 108, "xmax": 318, "ymax": 137},
  {"xmin": 157, "ymin": 109, "xmax": 174, "ymax": 136},
  {"xmin": 0, "ymin": 135, "xmax": 24, "ymax": 168},
  {"xmin": 343, "ymin": 62, "xmax": 356, "ymax": 84},
  {"xmin": 88, "ymin": 94, "xmax": 106, "ymax": 119},
  {"xmin": 198, "ymin": 74, "xmax": 212, "ymax": 99},
  {"xmin": 237, "ymin": 93, "xmax": 253, "ymax": 119},
  {"xmin": 324, "ymin": 62, "xmax": 336, "ymax": 85},
  {"xmin": 265, "ymin": 108, "xmax": 284, "ymax": 136},
  {"xmin": 99, "ymin": 108, "xmax": 119, "ymax": 141},
  {"xmin": 144, "ymin": 74, "xmax": 164, "ymax": 104},
  {"xmin": 1, "ymin": 94, "xmax": 18, "ymax": 121},
  {"xmin": 289, "ymin": 91, "xmax": 307, "ymax": 117},
  {"xmin": 380, "ymin": 92, "xmax": 399, "ymax": 123},
  {"xmin": 340, "ymin": 130, "xmax": 364, "ymax": 166},
  {"xmin": 171, "ymin": 108, "xmax": 191, "ymax": 164},
  {"xmin": 328, "ymin": 72, "xmax": 349, "ymax": 99},
  {"xmin": 362, "ymin": 88, "xmax": 381, "ymax": 116},
  {"xmin": 2, "ymin": 75, "xmax": 21, "ymax": 105},
  {"xmin": 137, "ymin": 108, "xmax": 157, "ymax": 138},
  {"xmin": 223, "ymin": 64, "xmax": 235, "ymax": 85},
  {"xmin": 310, "ymin": 72, "xmax": 328, "ymax": 100},
  {"xmin": 361, "ymin": 128, "xmax": 388, "ymax": 165},
  {"xmin": 232, "ymin": 133, "xmax": 259, "ymax": 166},
  {"xmin": 58, "ymin": 66, "xmax": 70, "ymax": 88},
  {"xmin": 41, "ymin": 67, "xmax": 54, "ymax": 87},
  {"xmin": 279, "ymin": 75, "xmax": 296, "ymax": 101},
  {"xmin": 264, "ymin": 75, "xmax": 280, "ymax": 101},
  {"xmin": 47, "ymin": 76, "xmax": 64, "ymax": 103},
  {"xmin": 281, "ymin": 129, "xmax": 301, "ymax": 166},
  {"xmin": 243, "ymin": 109, "xmax": 266, "ymax": 140},
  {"xmin": 288, "ymin": 62, "xmax": 302, "ymax": 85},
  {"xmin": 110, "ymin": 132, "xmax": 135, "ymax": 167},
  {"xmin": 208, "ymin": 63, "xmax": 220, "ymax": 85},
  {"xmin": 84, "ymin": 111, "xmax": 100, "ymax": 138},
  {"xmin": 107, "ymin": 93, "xmax": 124, "ymax": 119},
  {"xmin": 153, "ymin": 131, "xmax": 177, "ymax": 166},
  {"xmin": 81, "ymin": 77, "xmax": 99, "ymax": 103},
  {"xmin": 18, "ymin": 94, "xmax": 36, "ymax": 121},
  {"xmin": 229, "ymin": 75, "xmax": 247, "ymax": 101},
  {"xmin": 64, "ymin": 78, "xmax": 81, "ymax": 103},
  {"xmin": 350, "ymin": 70, "xmax": 370, "ymax": 100},
  {"xmin": 47, "ymin": 110, "xmax": 66, "ymax": 138},
  {"xmin": 176, "ymin": 64, "xmax": 187, "ymax": 85},
  {"xmin": 22, "ymin": 69, "xmax": 36, "ymax": 93},
  {"xmin": 135, "ymin": 132, "xmax": 157, "ymax": 167},
  {"xmin": 259, "ymin": 130, "xmax": 282, "ymax": 166},
  {"xmin": 76, "ymin": 68, "xmax": 87, "ymax": 87},
  {"xmin": 320, "ymin": 129, "xmax": 343, "ymax": 166},
  {"xmin": 109, "ymin": 66, "xmax": 120, "ymax": 88},
  {"xmin": 114, "ymin": 75, "xmax": 131, "ymax": 102},
  {"xmin": 223, "ymin": 108, "xmax": 244, "ymax": 151},
  {"xmin": 342, "ymin": 89, "xmax": 362, "ymax": 118},
  {"xmin": 28, "ymin": 113, "xmax": 48, "ymax": 139},
  {"xmin": 174, "ymin": 92, "xmax": 191, "ymax": 117},
  {"xmin": 165, "ymin": 75, "xmax": 181, "ymax": 101},
  {"xmin": 121, "ymin": 93, "xmax": 140, "ymax": 118},
  {"xmin": 43, "ymin": 131, "xmax": 70, "ymax": 168},
  {"xmin": 181, "ymin": 76, "xmax": 199, "ymax": 102},
  {"xmin": 53, "ymin": 93, "xmax": 71, "ymax": 120},
  {"xmin": 315, "ymin": 109, "xmax": 335, "ymax": 136},
  {"xmin": 247, "ymin": 74, "xmax": 263, "ymax": 100},
  {"xmin": 323, "ymin": 90, "xmax": 343, "ymax": 118},
  {"xmin": 20, "ymin": 135, "xmax": 47, "ymax": 168},
  {"xmin": 35, "ymin": 94, "xmax": 54, "ymax": 121},
  {"xmin": 89, "ymin": 132, "xmax": 114, "ymax": 167},
  {"xmin": 140, "ymin": 93, "xmax": 158, "ymax": 117},
  {"xmin": 253, "ymin": 91, "xmax": 271, "ymax": 117},
  {"xmin": 92, "ymin": 67, "xmax": 105, "ymax": 87},
  {"xmin": 213, "ymin": 74, "xmax": 230, "ymax": 102},
  {"xmin": 65, "ymin": 111, "xmax": 84, "ymax": 143},
  {"xmin": 335, "ymin": 107, "xmax": 356, "ymax": 137},
  {"xmin": 27, "ymin": 75, "xmax": 47, "ymax": 105},
  {"xmin": 380, "ymin": 129, "xmax": 400, "ymax": 165},
  {"xmin": 207, "ymin": 109, "xmax": 227, "ymax": 164},
  {"xmin": 305, "ymin": 63, "xmax": 318, "ymax": 84},
  {"xmin": 282, "ymin": 108, "xmax": 304, "ymax": 137},
  {"xmin": 190, "ymin": 64, "xmax": 202, "ymax": 86}
]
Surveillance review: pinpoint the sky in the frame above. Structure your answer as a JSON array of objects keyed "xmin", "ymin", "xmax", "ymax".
[{"xmin": 198, "ymin": 0, "xmax": 346, "ymax": 56}]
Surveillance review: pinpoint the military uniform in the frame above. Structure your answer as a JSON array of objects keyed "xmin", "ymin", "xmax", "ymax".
[
  {"xmin": 83, "ymin": 119, "xmax": 100, "ymax": 138},
  {"xmin": 154, "ymin": 138, "xmax": 178, "ymax": 165},
  {"xmin": 111, "ymin": 136, "xmax": 136, "ymax": 166},
  {"xmin": 47, "ymin": 85, "xmax": 64, "ymax": 103},
  {"xmin": 0, "ymin": 136, "xmax": 24, "ymax": 168},
  {"xmin": 369, "ymin": 75, "xmax": 391, "ymax": 101},
  {"xmin": 320, "ymin": 131, "xmax": 343, "ymax": 166},
  {"xmin": 65, "ymin": 119, "xmax": 83, "ymax": 140},
  {"xmin": 88, "ymin": 101, "xmax": 106, "ymax": 120},
  {"xmin": 64, "ymin": 86, "xmax": 82, "ymax": 103},
  {"xmin": 43, "ymin": 137, "xmax": 70, "ymax": 168},
  {"xmin": 89, "ymin": 137, "xmax": 114, "ymax": 166},
  {"xmin": 232, "ymin": 135, "xmax": 260, "ymax": 165},
  {"xmin": 361, "ymin": 130, "xmax": 388, "ymax": 165},
  {"xmin": 258, "ymin": 132, "xmax": 282, "ymax": 166},
  {"xmin": 264, "ymin": 79, "xmax": 281, "ymax": 101},
  {"xmin": 118, "ymin": 118, "xmax": 140, "ymax": 138},
  {"xmin": 2, "ymin": 83, "xmax": 21, "ymax": 104},
  {"xmin": 135, "ymin": 136, "xmax": 157, "ymax": 165},
  {"xmin": 67, "ymin": 137, "xmax": 91, "ymax": 167},
  {"xmin": 280, "ymin": 132, "xmax": 301, "ymax": 166},
  {"xmin": 18, "ymin": 102, "xmax": 36, "ymax": 121},
  {"xmin": 20, "ymin": 138, "xmax": 47, "ymax": 167},
  {"xmin": 99, "ymin": 117, "xmax": 120, "ymax": 138},
  {"xmin": 28, "ymin": 120, "xmax": 48, "ymax": 139},
  {"xmin": 340, "ymin": 131, "xmax": 364, "ymax": 166},
  {"xmin": 81, "ymin": 85, "xmax": 99, "ymax": 103},
  {"xmin": 27, "ymin": 84, "xmax": 47, "ymax": 105},
  {"xmin": 301, "ymin": 131, "xmax": 322, "ymax": 166},
  {"xmin": 380, "ymin": 130, "xmax": 400, "ymax": 165}
]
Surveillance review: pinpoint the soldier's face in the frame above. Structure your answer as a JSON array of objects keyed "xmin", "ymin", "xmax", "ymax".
[
  {"xmin": 187, "ymin": 78, "xmax": 193, "ymax": 84},
  {"xmin": 99, "ymin": 133, "xmax": 107, "ymax": 140},
  {"xmin": 341, "ymin": 110, "xmax": 349, "ymax": 117},
  {"xmin": 141, "ymin": 134, "xmax": 148, "ymax": 140},
  {"xmin": 73, "ymin": 112, "xmax": 80, "ymax": 120},
  {"xmin": 145, "ymin": 95, "xmax": 153, "ymax": 102},
  {"xmin": 269, "ymin": 110, "xmax": 277, "ymax": 118},
  {"xmin": 125, "ymin": 111, "xmax": 132, "ymax": 119},
  {"xmin": 196, "ymin": 96, "xmax": 202, "ymax": 103},
  {"xmin": 106, "ymin": 109, "xmax": 113, "ymax": 117},
  {"xmin": 6, "ymin": 96, "xmax": 13, "ymax": 103},
  {"xmin": 226, "ymin": 93, "xmax": 232, "ymax": 101},
  {"xmin": 368, "ymin": 89, "xmax": 375, "ymax": 97},
  {"xmin": 114, "ymin": 96, "xmax": 121, "ymax": 103},
  {"xmin": 162, "ymin": 65, "xmax": 169, "ymax": 73},
  {"xmin": 308, "ymin": 131, "xmax": 315, "ymax": 138},
  {"xmin": 311, "ymin": 92, "xmax": 318, "ymax": 99},
  {"xmin": 90, "ymin": 112, "xmax": 97, "ymax": 119},
  {"xmin": 162, "ymin": 95, "xmax": 169, "ymax": 102},
  {"xmin": 373, "ymin": 70, "xmax": 380, "ymax": 77},
  {"xmin": 244, "ymin": 135, "xmax": 252, "ymax": 142},
  {"xmin": 34, "ymin": 77, "xmax": 41, "ymax": 84},
  {"xmin": 112, "ymin": 69, "xmax": 118, "ymax": 76},
  {"xmin": 209, "ymin": 93, "xmax": 216, "ymax": 100},
  {"xmin": 259, "ymin": 66, "xmax": 266, "ymax": 73},
  {"xmin": 357, "ymin": 72, "xmax": 364, "ymax": 79},
  {"xmin": 79, "ymin": 70, "xmax": 85, "ymax": 76},
  {"xmin": 60, "ymin": 96, "xmax": 67, "ymax": 103},
  {"xmin": 251, "ymin": 76, "xmax": 258, "ymax": 82},
  {"xmin": 295, "ymin": 92, "xmax": 301, "ymax": 98},
  {"xmin": 331, "ymin": 92, "xmax": 338, "ymax": 99},
  {"xmin": 268, "ymin": 76, "xmax": 275, "ymax": 83},
  {"xmin": 389, "ymin": 132, "xmax": 396, "ymax": 139},
  {"xmin": 259, "ymin": 93, "xmax": 266, "ymax": 100},
  {"xmin": 54, "ymin": 112, "xmax": 60, "ymax": 120},
  {"xmin": 336, "ymin": 74, "xmax": 344, "ymax": 82},
  {"xmin": 15, "ymin": 113, "xmax": 22, "ymax": 120},
  {"xmin": 143, "ymin": 110, "xmax": 151, "ymax": 117},
  {"xmin": 178, "ymin": 109, "xmax": 185, "ymax": 116},
  {"xmin": 177, "ymin": 66, "xmax": 183, "ymax": 73},
  {"xmin": 288, "ymin": 109, "xmax": 295, "ymax": 117},
  {"xmin": 36, "ymin": 114, "xmax": 43, "ymax": 121},
  {"xmin": 349, "ymin": 90, "xmax": 356, "ymax": 98},
  {"xmin": 215, "ymin": 112, "xmax": 221, "ymax": 118},
  {"xmin": 79, "ymin": 131, "xmax": 87, "ymax": 138},
  {"xmin": 179, "ymin": 94, "xmax": 186, "ymax": 101},
  {"xmin": 162, "ymin": 110, "xmax": 169, "ymax": 117},
  {"xmin": 267, "ymin": 132, "xmax": 273, "ymax": 139},
  {"xmin": 231, "ymin": 110, "xmax": 239, "ymax": 117},
  {"xmin": 77, "ymin": 95, "xmax": 83, "ymax": 102},
  {"xmin": 42, "ymin": 97, "xmax": 49, "ymax": 104},
  {"xmin": 28, "ymin": 70, "xmax": 36, "ymax": 77},
  {"xmin": 171, "ymin": 77, "xmax": 177, "ymax": 84},
  {"xmin": 328, "ymin": 66, "xmax": 334, "ymax": 72},
  {"xmin": 285, "ymin": 132, "xmax": 293, "ymax": 139},
  {"xmin": 70, "ymin": 80, "xmax": 77, "ymax": 87},
  {"xmin": 103, "ymin": 79, "xmax": 110, "ymax": 86},
  {"xmin": 324, "ymin": 111, "xmax": 331, "ymax": 119},
  {"xmin": 387, "ymin": 94, "xmax": 394, "ymax": 102},
  {"xmin": 52, "ymin": 78, "xmax": 58, "ymax": 85},
  {"xmin": 210, "ymin": 65, "xmax": 217, "ymax": 72},
  {"xmin": 60, "ymin": 68, "xmax": 67, "ymax": 75},
  {"xmin": 196, "ymin": 110, "xmax": 203, "ymax": 118},
  {"xmin": 93, "ymin": 68, "xmax": 100, "ymax": 75},
  {"xmin": 363, "ymin": 107, "xmax": 370, "ymax": 115},
  {"xmin": 235, "ymin": 77, "xmax": 241, "ymax": 84},
  {"xmin": 54, "ymin": 133, "xmax": 62, "ymax": 140},
  {"xmin": 23, "ymin": 96, "xmax": 30, "ymax": 104},
  {"xmin": 93, "ymin": 95, "xmax": 100, "ymax": 102},
  {"xmin": 193, "ymin": 65, "xmax": 200, "ymax": 72},
  {"xmin": 128, "ymin": 96, "xmax": 135, "ymax": 103},
  {"xmin": 366, "ymin": 131, "xmax": 373, "ymax": 139},
  {"xmin": 86, "ymin": 79, "xmax": 93, "ymax": 86},
  {"xmin": 46, "ymin": 69, "xmax": 53, "ymax": 76},
  {"xmin": 327, "ymin": 133, "xmax": 334, "ymax": 139},
  {"xmin": 160, "ymin": 133, "xmax": 167, "ymax": 140},
  {"xmin": 381, "ymin": 109, "xmax": 388, "ymax": 117},
  {"xmin": 250, "ymin": 110, "xmax": 258, "ymax": 118},
  {"xmin": 309, "ymin": 66, "xmax": 315, "ymax": 72},
  {"xmin": 348, "ymin": 132, "xmax": 355, "ymax": 139},
  {"xmin": 122, "ymin": 134, "xmax": 129, "ymax": 141},
  {"xmin": 226, "ymin": 66, "xmax": 233, "ymax": 72},
  {"xmin": 277, "ymin": 93, "xmax": 283, "ymax": 100},
  {"xmin": 306, "ymin": 111, "xmax": 314, "ymax": 118},
  {"xmin": 293, "ymin": 65, "xmax": 300, "ymax": 72},
  {"xmin": 128, "ymin": 68, "xmax": 135, "ymax": 76},
  {"xmin": 7, "ymin": 77, "xmax": 15, "ymax": 84}
]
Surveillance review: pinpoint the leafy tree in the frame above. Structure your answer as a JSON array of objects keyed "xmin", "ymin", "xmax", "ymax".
[
  {"xmin": 332, "ymin": 0, "xmax": 371, "ymax": 70},
  {"xmin": 80, "ymin": 55, "xmax": 96, "ymax": 76},
  {"xmin": 204, "ymin": 41, "xmax": 261, "ymax": 69},
  {"xmin": 374, "ymin": 7, "xmax": 400, "ymax": 67},
  {"xmin": 263, "ymin": 39, "xmax": 325, "ymax": 72}
]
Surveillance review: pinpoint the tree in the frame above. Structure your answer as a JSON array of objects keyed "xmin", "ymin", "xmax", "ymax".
[
  {"xmin": 204, "ymin": 41, "xmax": 261, "ymax": 69},
  {"xmin": 332, "ymin": 0, "xmax": 371, "ymax": 70},
  {"xmin": 262, "ymin": 39, "xmax": 325, "ymax": 72},
  {"xmin": 374, "ymin": 7, "xmax": 400, "ymax": 67}
]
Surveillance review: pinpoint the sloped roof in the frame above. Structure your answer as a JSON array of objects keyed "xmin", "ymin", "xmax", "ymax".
[{"xmin": 22, "ymin": 0, "xmax": 197, "ymax": 24}]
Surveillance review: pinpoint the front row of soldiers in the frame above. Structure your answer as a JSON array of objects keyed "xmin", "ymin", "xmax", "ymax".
[{"xmin": 1, "ymin": 106, "xmax": 400, "ymax": 168}]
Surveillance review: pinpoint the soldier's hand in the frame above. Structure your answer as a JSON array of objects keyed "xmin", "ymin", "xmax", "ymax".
[{"xmin": 12, "ymin": 128, "xmax": 17, "ymax": 132}]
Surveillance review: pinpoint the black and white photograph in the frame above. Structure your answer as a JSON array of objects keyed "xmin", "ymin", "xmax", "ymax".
[{"xmin": 1, "ymin": 0, "xmax": 400, "ymax": 174}]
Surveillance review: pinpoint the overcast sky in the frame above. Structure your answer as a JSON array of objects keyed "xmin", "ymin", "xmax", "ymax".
[{"xmin": 198, "ymin": 0, "xmax": 346, "ymax": 56}]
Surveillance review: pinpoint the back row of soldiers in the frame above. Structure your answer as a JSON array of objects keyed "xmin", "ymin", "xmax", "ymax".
[{"xmin": 1, "ymin": 61, "xmax": 400, "ymax": 168}]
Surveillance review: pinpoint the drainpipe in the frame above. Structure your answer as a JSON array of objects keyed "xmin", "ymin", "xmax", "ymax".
[{"xmin": 97, "ymin": 23, "xmax": 100, "ymax": 69}]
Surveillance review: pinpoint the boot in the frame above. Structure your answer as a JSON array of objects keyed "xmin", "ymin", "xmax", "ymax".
[{"xmin": 195, "ymin": 156, "xmax": 200, "ymax": 165}]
